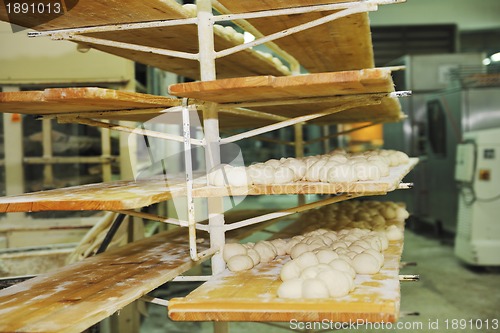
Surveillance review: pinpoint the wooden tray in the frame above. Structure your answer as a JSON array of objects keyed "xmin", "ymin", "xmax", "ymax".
[
  {"xmin": 215, "ymin": 0, "xmax": 374, "ymax": 73},
  {"xmin": 0, "ymin": 0, "xmax": 288, "ymax": 80},
  {"xmin": 0, "ymin": 229, "xmax": 210, "ymax": 333},
  {"xmin": 0, "ymin": 87, "xmax": 179, "ymax": 121},
  {"xmin": 168, "ymin": 237, "xmax": 403, "ymax": 322},
  {"xmin": 0, "ymin": 158, "xmax": 417, "ymax": 213},
  {"xmin": 169, "ymin": 68, "xmax": 404, "ymax": 124}
]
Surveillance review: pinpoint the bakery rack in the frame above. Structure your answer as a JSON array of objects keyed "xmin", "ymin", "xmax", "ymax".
[{"xmin": 0, "ymin": 0, "xmax": 417, "ymax": 332}]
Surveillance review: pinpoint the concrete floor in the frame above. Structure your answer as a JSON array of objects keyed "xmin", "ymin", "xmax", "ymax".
[{"xmin": 141, "ymin": 207, "xmax": 500, "ymax": 333}]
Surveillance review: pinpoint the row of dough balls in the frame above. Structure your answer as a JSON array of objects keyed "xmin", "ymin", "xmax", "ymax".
[
  {"xmin": 207, "ymin": 149, "xmax": 410, "ymax": 186},
  {"xmin": 223, "ymin": 227, "xmax": 390, "ymax": 299},
  {"xmin": 278, "ymin": 228, "xmax": 387, "ymax": 299},
  {"xmin": 223, "ymin": 227, "xmax": 388, "ymax": 274},
  {"xmin": 182, "ymin": 4, "xmax": 290, "ymax": 75},
  {"xmin": 296, "ymin": 200, "xmax": 408, "ymax": 240}
]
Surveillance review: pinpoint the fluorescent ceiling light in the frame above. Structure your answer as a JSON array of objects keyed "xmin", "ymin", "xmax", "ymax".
[{"xmin": 483, "ymin": 58, "xmax": 492, "ymax": 65}]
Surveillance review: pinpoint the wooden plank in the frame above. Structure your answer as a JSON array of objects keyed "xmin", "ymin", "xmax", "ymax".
[
  {"xmin": 0, "ymin": 229, "xmax": 210, "ymax": 333},
  {"xmin": 0, "ymin": 87, "xmax": 180, "ymax": 115},
  {"xmin": 168, "ymin": 235, "xmax": 403, "ymax": 322},
  {"xmin": 169, "ymin": 69, "xmax": 394, "ymax": 104},
  {"xmin": 0, "ymin": 0, "xmax": 289, "ymax": 80},
  {"xmin": 0, "ymin": 0, "xmax": 188, "ymax": 31},
  {"xmin": 0, "ymin": 74, "xmax": 402, "ymax": 126},
  {"xmin": 169, "ymin": 68, "xmax": 404, "ymax": 125},
  {"xmin": 216, "ymin": 0, "xmax": 374, "ymax": 73},
  {"xmin": 0, "ymin": 158, "xmax": 417, "ymax": 213}
]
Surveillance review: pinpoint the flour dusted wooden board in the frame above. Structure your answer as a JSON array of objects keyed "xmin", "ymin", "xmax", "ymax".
[
  {"xmin": 0, "ymin": 87, "xmax": 179, "ymax": 116},
  {"xmin": 215, "ymin": 0, "xmax": 374, "ymax": 73},
  {"xmin": 0, "ymin": 159, "xmax": 417, "ymax": 213},
  {"xmin": 0, "ymin": 229, "xmax": 210, "ymax": 333},
  {"xmin": 168, "ymin": 238, "xmax": 403, "ymax": 322},
  {"xmin": 169, "ymin": 68, "xmax": 395, "ymax": 103}
]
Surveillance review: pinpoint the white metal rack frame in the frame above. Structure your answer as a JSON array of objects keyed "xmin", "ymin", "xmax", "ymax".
[
  {"xmin": 23, "ymin": 0, "xmax": 411, "ymax": 272},
  {"xmin": 0, "ymin": 0, "xmax": 416, "ymax": 330},
  {"xmin": 21, "ymin": 0, "xmax": 410, "ymax": 274}
]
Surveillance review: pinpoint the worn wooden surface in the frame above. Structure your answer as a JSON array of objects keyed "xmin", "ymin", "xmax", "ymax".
[
  {"xmin": 0, "ymin": 0, "xmax": 187, "ymax": 30},
  {"xmin": 0, "ymin": 158, "xmax": 417, "ymax": 213},
  {"xmin": 0, "ymin": 0, "xmax": 289, "ymax": 80},
  {"xmin": 169, "ymin": 69, "xmax": 394, "ymax": 104},
  {"xmin": 0, "ymin": 229, "xmax": 210, "ymax": 333},
  {"xmin": 0, "ymin": 87, "xmax": 179, "ymax": 117},
  {"xmin": 168, "ymin": 232, "xmax": 403, "ymax": 322},
  {"xmin": 215, "ymin": 0, "xmax": 374, "ymax": 73},
  {"xmin": 169, "ymin": 69, "xmax": 404, "ymax": 124}
]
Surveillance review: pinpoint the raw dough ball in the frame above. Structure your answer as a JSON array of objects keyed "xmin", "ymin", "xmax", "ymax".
[
  {"xmin": 396, "ymin": 207, "xmax": 410, "ymax": 220},
  {"xmin": 246, "ymin": 248, "xmax": 261, "ymax": 266},
  {"xmin": 370, "ymin": 159, "xmax": 390, "ymax": 177},
  {"xmin": 317, "ymin": 269, "xmax": 353, "ymax": 297},
  {"xmin": 207, "ymin": 164, "xmax": 229, "ymax": 186},
  {"xmin": 282, "ymin": 158, "xmax": 307, "ymax": 180},
  {"xmin": 182, "ymin": 3, "xmax": 197, "ymax": 17},
  {"xmin": 382, "ymin": 206, "xmax": 397, "ymax": 220},
  {"xmin": 285, "ymin": 238, "xmax": 300, "ymax": 255},
  {"xmin": 247, "ymin": 164, "xmax": 263, "ymax": 184},
  {"xmin": 386, "ymin": 225, "xmax": 403, "ymax": 241},
  {"xmin": 254, "ymin": 241, "xmax": 276, "ymax": 262},
  {"xmin": 227, "ymin": 166, "xmax": 249, "ymax": 187},
  {"xmin": 363, "ymin": 249, "xmax": 384, "ymax": 267},
  {"xmin": 329, "ymin": 258, "xmax": 356, "ymax": 278},
  {"xmin": 327, "ymin": 164, "xmax": 357, "ymax": 183},
  {"xmin": 270, "ymin": 239, "xmax": 287, "ymax": 256},
  {"xmin": 274, "ymin": 166, "xmax": 295, "ymax": 184},
  {"xmin": 308, "ymin": 159, "xmax": 329, "ymax": 182},
  {"xmin": 316, "ymin": 249, "xmax": 339, "ymax": 264},
  {"xmin": 352, "ymin": 253, "xmax": 380, "ymax": 274},
  {"xmin": 227, "ymin": 255, "xmax": 254, "ymax": 272},
  {"xmin": 302, "ymin": 278, "xmax": 329, "ymax": 299},
  {"xmin": 280, "ymin": 260, "xmax": 302, "ymax": 281},
  {"xmin": 290, "ymin": 243, "xmax": 310, "ymax": 259},
  {"xmin": 264, "ymin": 159, "xmax": 281, "ymax": 168},
  {"xmin": 294, "ymin": 251, "xmax": 319, "ymax": 270},
  {"xmin": 223, "ymin": 243, "xmax": 247, "ymax": 262},
  {"xmin": 277, "ymin": 278, "xmax": 303, "ymax": 298},
  {"xmin": 377, "ymin": 233, "xmax": 389, "ymax": 250},
  {"xmin": 348, "ymin": 245, "xmax": 366, "ymax": 254},
  {"xmin": 300, "ymin": 263, "xmax": 332, "ymax": 279},
  {"xmin": 251, "ymin": 165, "xmax": 275, "ymax": 185},
  {"xmin": 331, "ymin": 241, "xmax": 348, "ymax": 250}
]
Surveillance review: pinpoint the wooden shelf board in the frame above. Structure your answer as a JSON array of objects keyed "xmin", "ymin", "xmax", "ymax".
[
  {"xmin": 0, "ymin": 0, "xmax": 189, "ymax": 31},
  {"xmin": 170, "ymin": 69, "xmax": 404, "ymax": 125},
  {"xmin": 0, "ymin": 87, "xmax": 179, "ymax": 117},
  {"xmin": 0, "ymin": 1, "xmax": 289, "ymax": 80},
  {"xmin": 0, "ymin": 70, "xmax": 403, "ymax": 127},
  {"xmin": 169, "ymin": 68, "xmax": 395, "ymax": 104},
  {"xmin": 216, "ymin": 0, "xmax": 374, "ymax": 73},
  {"xmin": 0, "ymin": 228, "xmax": 211, "ymax": 333},
  {"xmin": 0, "ymin": 158, "xmax": 417, "ymax": 213},
  {"xmin": 168, "ymin": 234, "xmax": 403, "ymax": 322},
  {"xmin": 193, "ymin": 157, "xmax": 418, "ymax": 197}
]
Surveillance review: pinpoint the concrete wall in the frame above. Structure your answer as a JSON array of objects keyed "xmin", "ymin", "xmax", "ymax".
[{"xmin": 370, "ymin": 0, "xmax": 500, "ymax": 31}]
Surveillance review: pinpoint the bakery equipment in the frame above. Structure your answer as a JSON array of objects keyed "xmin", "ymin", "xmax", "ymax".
[{"xmin": 455, "ymin": 127, "xmax": 500, "ymax": 266}]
